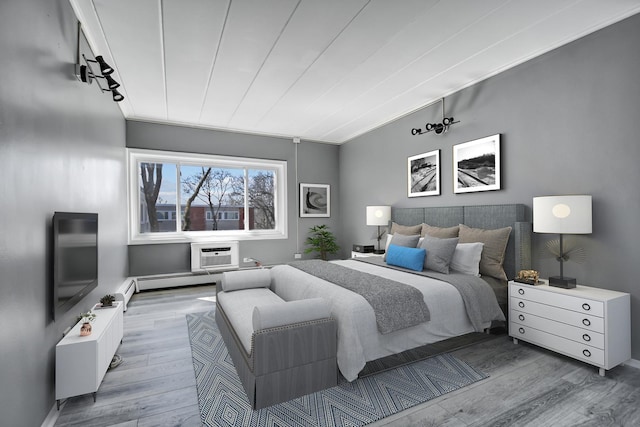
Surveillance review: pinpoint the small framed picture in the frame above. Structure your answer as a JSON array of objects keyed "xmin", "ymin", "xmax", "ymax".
[
  {"xmin": 300, "ymin": 183, "xmax": 330, "ymax": 217},
  {"xmin": 453, "ymin": 134, "xmax": 501, "ymax": 194},
  {"xmin": 408, "ymin": 150, "xmax": 440, "ymax": 197}
]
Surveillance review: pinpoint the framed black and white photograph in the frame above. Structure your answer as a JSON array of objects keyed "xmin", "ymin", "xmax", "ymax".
[
  {"xmin": 453, "ymin": 134, "xmax": 501, "ymax": 194},
  {"xmin": 300, "ymin": 183, "xmax": 330, "ymax": 217},
  {"xmin": 408, "ymin": 150, "xmax": 440, "ymax": 197}
]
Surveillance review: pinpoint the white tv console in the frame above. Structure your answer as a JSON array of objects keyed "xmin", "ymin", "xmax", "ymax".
[{"xmin": 55, "ymin": 302, "xmax": 123, "ymax": 408}]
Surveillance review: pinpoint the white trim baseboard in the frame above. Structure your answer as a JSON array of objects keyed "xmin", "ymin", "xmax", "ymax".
[
  {"xmin": 625, "ymin": 358, "xmax": 640, "ymax": 370},
  {"xmin": 40, "ymin": 401, "xmax": 63, "ymax": 427}
]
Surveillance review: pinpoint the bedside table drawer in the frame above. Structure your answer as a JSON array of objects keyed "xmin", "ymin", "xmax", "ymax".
[
  {"xmin": 510, "ymin": 309, "xmax": 604, "ymax": 349},
  {"xmin": 510, "ymin": 324, "xmax": 604, "ymax": 366},
  {"xmin": 510, "ymin": 285, "xmax": 603, "ymax": 317},
  {"xmin": 510, "ymin": 297, "xmax": 604, "ymax": 333}
]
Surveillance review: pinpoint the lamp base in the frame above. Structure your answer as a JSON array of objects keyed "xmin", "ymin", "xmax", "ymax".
[{"xmin": 549, "ymin": 276, "xmax": 577, "ymax": 289}]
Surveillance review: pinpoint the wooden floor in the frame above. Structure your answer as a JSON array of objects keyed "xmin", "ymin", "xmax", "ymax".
[{"xmin": 55, "ymin": 285, "xmax": 640, "ymax": 427}]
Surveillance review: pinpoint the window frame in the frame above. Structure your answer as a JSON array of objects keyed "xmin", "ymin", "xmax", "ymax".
[{"xmin": 127, "ymin": 148, "xmax": 287, "ymax": 244}]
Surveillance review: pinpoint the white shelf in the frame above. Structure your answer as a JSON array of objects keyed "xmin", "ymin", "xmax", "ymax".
[{"xmin": 56, "ymin": 302, "xmax": 123, "ymax": 406}]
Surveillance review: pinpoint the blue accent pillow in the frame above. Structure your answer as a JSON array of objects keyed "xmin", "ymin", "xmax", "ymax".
[{"xmin": 386, "ymin": 244, "xmax": 426, "ymax": 272}]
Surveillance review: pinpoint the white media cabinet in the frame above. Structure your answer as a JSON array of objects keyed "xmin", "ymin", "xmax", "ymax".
[
  {"xmin": 56, "ymin": 302, "xmax": 124, "ymax": 408},
  {"xmin": 509, "ymin": 282, "xmax": 630, "ymax": 376}
]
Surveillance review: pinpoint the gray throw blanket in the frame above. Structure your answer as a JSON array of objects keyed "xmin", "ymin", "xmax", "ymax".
[
  {"xmin": 356, "ymin": 258, "xmax": 506, "ymax": 331},
  {"xmin": 289, "ymin": 260, "xmax": 430, "ymax": 334}
]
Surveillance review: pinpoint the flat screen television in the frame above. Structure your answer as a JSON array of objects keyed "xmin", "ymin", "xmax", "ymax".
[{"xmin": 52, "ymin": 212, "xmax": 98, "ymax": 320}]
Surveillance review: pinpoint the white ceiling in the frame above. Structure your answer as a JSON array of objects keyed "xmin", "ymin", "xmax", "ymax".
[{"xmin": 70, "ymin": 0, "xmax": 640, "ymax": 144}]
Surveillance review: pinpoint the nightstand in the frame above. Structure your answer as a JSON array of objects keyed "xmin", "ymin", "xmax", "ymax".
[
  {"xmin": 509, "ymin": 281, "xmax": 630, "ymax": 376},
  {"xmin": 351, "ymin": 251, "xmax": 384, "ymax": 259}
]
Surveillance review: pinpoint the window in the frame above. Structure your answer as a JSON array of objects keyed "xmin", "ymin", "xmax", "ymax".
[{"xmin": 128, "ymin": 148, "xmax": 287, "ymax": 243}]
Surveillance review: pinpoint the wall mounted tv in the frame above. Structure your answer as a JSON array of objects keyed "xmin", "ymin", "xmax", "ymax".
[{"xmin": 52, "ymin": 212, "xmax": 98, "ymax": 320}]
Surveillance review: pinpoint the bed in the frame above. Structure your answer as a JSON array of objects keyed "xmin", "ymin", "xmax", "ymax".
[{"xmin": 271, "ymin": 203, "xmax": 531, "ymax": 381}]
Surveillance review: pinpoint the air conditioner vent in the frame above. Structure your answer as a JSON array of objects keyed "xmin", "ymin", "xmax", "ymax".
[{"xmin": 191, "ymin": 241, "xmax": 239, "ymax": 273}]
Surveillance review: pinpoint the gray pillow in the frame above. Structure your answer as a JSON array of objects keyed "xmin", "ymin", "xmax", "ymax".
[
  {"xmin": 419, "ymin": 236, "xmax": 459, "ymax": 274},
  {"xmin": 252, "ymin": 298, "xmax": 331, "ymax": 331},
  {"xmin": 384, "ymin": 233, "xmax": 421, "ymax": 260}
]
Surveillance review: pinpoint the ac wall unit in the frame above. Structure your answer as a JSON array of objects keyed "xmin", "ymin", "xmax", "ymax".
[{"xmin": 191, "ymin": 241, "xmax": 239, "ymax": 273}]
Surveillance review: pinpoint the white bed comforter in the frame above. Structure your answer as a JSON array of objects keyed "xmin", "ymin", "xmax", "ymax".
[{"xmin": 270, "ymin": 259, "xmax": 497, "ymax": 381}]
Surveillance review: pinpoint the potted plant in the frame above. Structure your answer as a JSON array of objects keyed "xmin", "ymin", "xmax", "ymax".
[
  {"xmin": 78, "ymin": 311, "xmax": 96, "ymax": 336},
  {"xmin": 100, "ymin": 294, "xmax": 116, "ymax": 307},
  {"xmin": 304, "ymin": 224, "xmax": 340, "ymax": 261}
]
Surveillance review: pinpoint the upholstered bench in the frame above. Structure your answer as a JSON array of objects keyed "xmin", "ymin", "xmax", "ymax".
[{"xmin": 215, "ymin": 269, "xmax": 337, "ymax": 409}]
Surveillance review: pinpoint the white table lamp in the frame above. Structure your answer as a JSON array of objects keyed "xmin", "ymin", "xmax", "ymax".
[
  {"xmin": 533, "ymin": 195, "xmax": 592, "ymax": 288},
  {"xmin": 366, "ymin": 206, "xmax": 391, "ymax": 254}
]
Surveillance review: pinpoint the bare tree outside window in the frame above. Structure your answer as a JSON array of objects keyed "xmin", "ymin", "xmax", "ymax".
[
  {"xmin": 140, "ymin": 163, "xmax": 163, "ymax": 232},
  {"xmin": 248, "ymin": 170, "xmax": 275, "ymax": 229}
]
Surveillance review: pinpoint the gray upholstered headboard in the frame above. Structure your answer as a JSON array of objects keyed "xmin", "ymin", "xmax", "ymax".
[{"xmin": 391, "ymin": 204, "xmax": 532, "ymax": 280}]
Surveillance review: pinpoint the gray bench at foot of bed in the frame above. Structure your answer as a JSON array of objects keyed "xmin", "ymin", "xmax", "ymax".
[{"xmin": 215, "ymin": 270, "xmax": 337, "ymax": 409}]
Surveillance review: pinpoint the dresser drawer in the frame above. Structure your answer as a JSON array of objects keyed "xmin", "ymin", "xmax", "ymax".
[
  {"xmin": 510, "ymin": 285, "xmax": 603, "ymax": 317},
  {"xmin": 510, "ymin": 297, "xmax": 604, "ymax": 333},
  {"xmin": 510, "ymin": 324, "xmax": 604, "ymax": 366},
  {"xmin": 510, "ymin": 309, "xmax": 604, "ymax": 349}
]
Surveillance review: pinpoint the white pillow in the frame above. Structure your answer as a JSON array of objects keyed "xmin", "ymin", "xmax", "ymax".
[
  {"xmin": 252, "ymin": 298, "xmax": 331, "ymax": 331},
  {"xmin": 450, "ymin": 242, "xmax": 484, "ymax": 276},
  {"xmin": 222, "ymin": 269, "xmax": 271, "ymax": 292}
]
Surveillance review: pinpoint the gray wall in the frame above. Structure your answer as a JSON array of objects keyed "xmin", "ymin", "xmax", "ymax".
[
  {"xmin": 127, "ymin": 121, "xmax": 340, "ymax": 274},
  {"xmin": 0, "ymin": 1, "xmax": 128, "ymax": 425},
  {"xmin": 339, "ymin": 13, "xmax": 640, "ymax": 360}
]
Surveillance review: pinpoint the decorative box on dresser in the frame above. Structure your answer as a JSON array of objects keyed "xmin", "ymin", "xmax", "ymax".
[
  {"xmin": 509, "ymin": 282, "xmax": 630, "ymax": 376},
  {"xmin": 56, "ymin": 302, "xmax": 124, "ymax": 408}
]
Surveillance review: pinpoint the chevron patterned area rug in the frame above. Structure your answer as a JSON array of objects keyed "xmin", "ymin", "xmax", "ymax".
[{"xmin": 187, "ymin": 310, "xmax": 488, "ymax": 427}]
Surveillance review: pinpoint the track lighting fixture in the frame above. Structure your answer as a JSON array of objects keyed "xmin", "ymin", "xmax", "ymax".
[
  {"xmin": 76, "ymin": 54, "xmax": 125, "ymax": 102},
  {"xmin": 411, "ymin": 98, "xmax": 459, "ymax": 136},
  {"xmin": 73, "ymin": 22, "xmax": 124, "ymax": 102}
]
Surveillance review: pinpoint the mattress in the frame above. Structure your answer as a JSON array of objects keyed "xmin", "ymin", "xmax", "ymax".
[{"xmin": 270, "ymin": 259, "xmax": 503, "ymax": 381}]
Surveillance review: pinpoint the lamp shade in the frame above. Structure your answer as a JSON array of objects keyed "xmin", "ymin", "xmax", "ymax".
[
  {"xmin": 366, "ymin": 205, "xmax": 391, "ymax": 226},
  {"xmin": 533, "ymin": 195, "xmax": 592, "ymax": 234}
]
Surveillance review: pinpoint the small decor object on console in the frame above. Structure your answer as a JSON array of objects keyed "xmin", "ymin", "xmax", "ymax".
[
  {"xmin": 515, "ymin": 269, "xmax": 540, "ymax": 285},
  {"xmin": 78, "ymin": 311, "xmax": 96, "ymax": 336},
  {"xmin": 99, "ymin": 294, "xmax": 116, "ymax": 307},
  {"xmin": 353, "ymin": 244, "xmax": 374, "ymax": 253}
]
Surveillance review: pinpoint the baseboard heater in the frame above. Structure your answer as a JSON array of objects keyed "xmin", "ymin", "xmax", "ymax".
[
  {"xmin": 115, "ymin": 277, "xmax": 136, "ymax": 311},
  {"xmin": 135, "ymin": 271, "xmax": 222, "ymax": 291}
]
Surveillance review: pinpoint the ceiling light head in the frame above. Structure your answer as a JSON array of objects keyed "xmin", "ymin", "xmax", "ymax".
[
  {"xmin": 104, "ymin": 74, "xmax": 120, "ymax": 90},
  {"xmin": 111, "ymin": 88, "xmax": 125, "ymax": 102},
  {"xmin": 95, "ymin": 55, "xmax": 114, "ymax": 75}
]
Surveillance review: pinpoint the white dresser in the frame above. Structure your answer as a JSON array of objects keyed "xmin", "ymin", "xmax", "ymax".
[
  {"xmin": 56, "ymin": 302, "xmax": 124, "ymax": 407},
  {"xmin": 509, "ymin": 282, "xmax": 630, "ymax": 376}
]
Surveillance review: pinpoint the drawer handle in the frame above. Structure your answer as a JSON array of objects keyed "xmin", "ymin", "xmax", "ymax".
[
  {"xmin": 518, "ymin": 314, "xmax": 525, "ymax": 321},
  {"xmin": 582, "ymin": 334, "xmax": 591, "ymax": 342},
  {"xmin": 518, "ymin": 288, "xmax": 525, "ymax": 295},
  {"xmin": 582, "ymin": 318, "xmax": 591, "ymax": 327},
  {"xmin": 583, "ymin": 349, "xmax": 591, "ymax": 358},
  {"xmin": 582, "ymin": 303, "xmax": 591, "ymax": 311},
  {"xmin": 518, "ymin": 301, "xmax": 525, "ymax": 308},
  {"xmin": 518, "ymin": 327, "xmax": 525, "ymax": 334}
]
